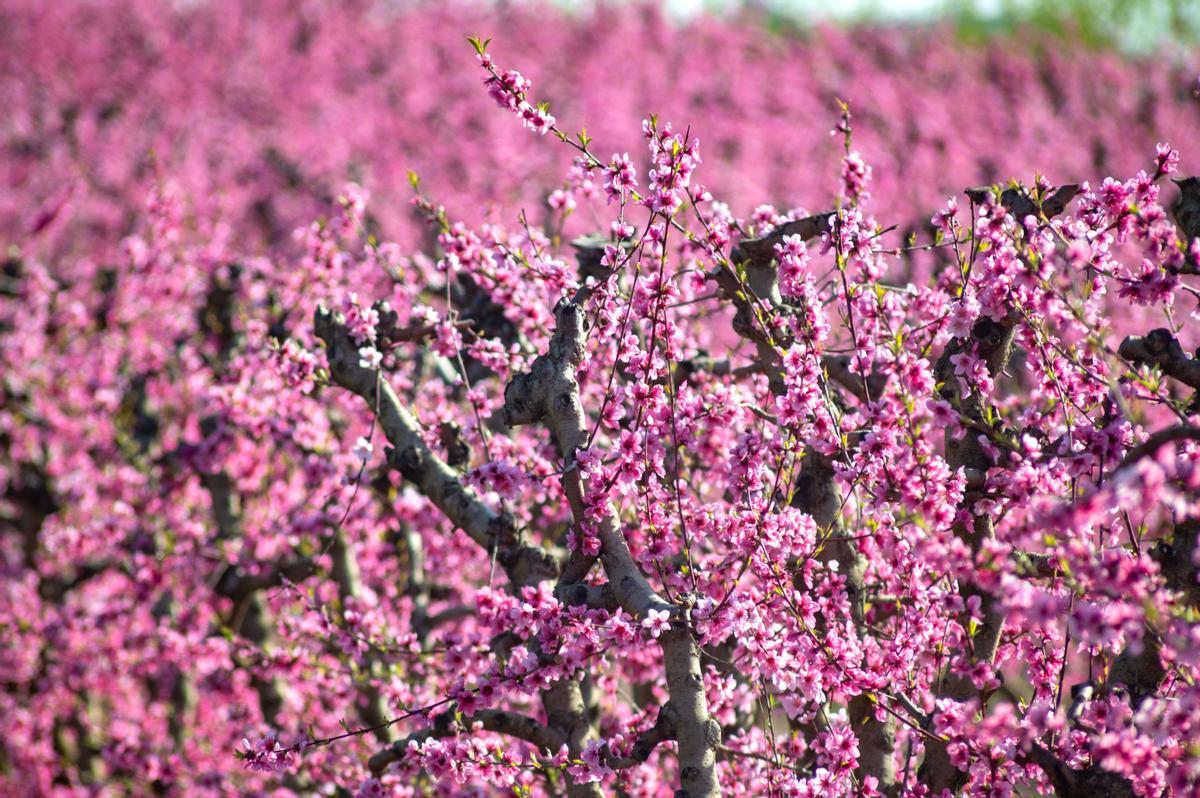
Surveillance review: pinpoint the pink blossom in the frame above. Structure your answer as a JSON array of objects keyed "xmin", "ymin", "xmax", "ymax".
[{"xmin": 642, "ymin": 608, "xmax": 672, "ymax": 639}]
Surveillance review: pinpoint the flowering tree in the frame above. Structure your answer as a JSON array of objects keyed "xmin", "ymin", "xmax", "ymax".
[{"xmin": 4, "ymin": 4, "xmax": 1200, "ymax": 798}]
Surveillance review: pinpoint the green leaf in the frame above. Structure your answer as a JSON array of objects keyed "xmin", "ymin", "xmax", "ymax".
[{"xmin": 466, "ymin": 35, "xmax": 491, "ymax": 56}]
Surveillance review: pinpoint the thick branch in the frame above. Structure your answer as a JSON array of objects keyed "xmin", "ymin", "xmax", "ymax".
[
  {"xmin": 316, "ymin": 305, "xmax": 597, "ymax": 797},
  {"xmin": 315, "ymin": 305, "xmax": 557, "ymax": 588},
  {"xmin": 678, "ymin": 355, "xmax": 884, "ymax": 404},
  {"xmin": 503, "ymin": 299, "xmax": 722, "ymax": 798},
  {"xmin": 1118, "ymin": 328, "xmax": 1200, "ymax": 391},
  {"xmin": 607, "ymin": 702, "xmax": 678, "ymax": 769},
  {"xmin": 1114, "ymin": 424, "xmax": 1200, "ymax": 472},
  {"xmin": 368, "ymin": 709, "xmax": 566, "ymax": 774},
  {"xmin": 556, "ymin": 580, "xmax": 620, "ymax": 612},
  {"xmin": 1025, "ymin": 743, "xmax": 1136, "ymax": 798}
]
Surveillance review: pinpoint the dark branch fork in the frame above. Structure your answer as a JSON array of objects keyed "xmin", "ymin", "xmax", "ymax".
[
  {"xmin": 315, "ymin": 305, "xmax": 606, "ymax": 798},
  {"xmin": 502, "ymin": 297, "xmax": 722, "ymax": 798}
]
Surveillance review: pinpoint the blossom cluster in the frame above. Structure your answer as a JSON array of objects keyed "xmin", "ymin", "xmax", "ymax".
[{"xmin": 3, "ymin": 2, "xmax": 1200, "ymax": 797}]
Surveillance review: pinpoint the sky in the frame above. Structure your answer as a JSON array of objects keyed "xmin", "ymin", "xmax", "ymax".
[{"xmin": 662, "ymin": 0, "xmax": 1001, "ymax": 22}]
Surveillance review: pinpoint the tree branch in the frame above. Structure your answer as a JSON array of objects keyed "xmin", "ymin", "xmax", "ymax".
[
  {"xmin": 503, "ymin": 299, "xmax": 722, "ymax": 798},
  {"xmin": 368, "ymin": 709, "xmax": 566, "ymax": 775},
  {"xmin": 920, "ymin": 309, "xmax": 1019, "ymax": 793},
  {"xmin": 316, "ymin": 304, "xmax": 599, "ymax": 798},
  {"xmin": 606, "ymin": 702, "xmax": 678, "ymax": 769},
  {"xmin": 315, "ymin": 304, "xmax": 558, "ymax": 588},
  {"xmin": 716, "ymin": 219, "xmax": 897, "ymax": 793},
  {"xmin": 1118, "ymin": 328, "xmax": 1200, "ymax": 391}
]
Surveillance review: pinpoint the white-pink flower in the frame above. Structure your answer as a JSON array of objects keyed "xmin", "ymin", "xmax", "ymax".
[{"xmin": 641, "ymin": 607, "xmax": 672, "ymax": 639}]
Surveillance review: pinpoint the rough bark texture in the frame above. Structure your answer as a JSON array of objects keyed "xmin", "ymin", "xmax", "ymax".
[{"xmin": 502, "ymin": 298, "xmax": 722, "ymax": 798}]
